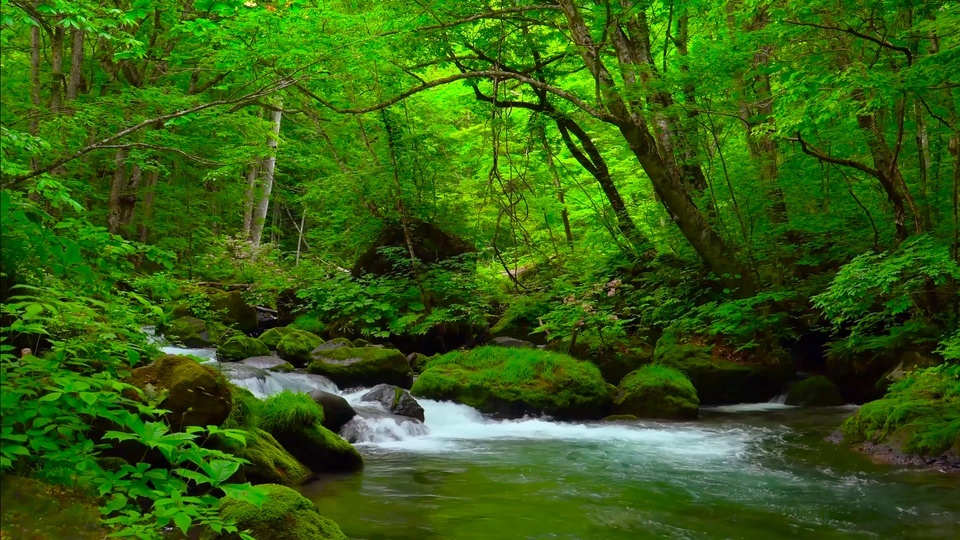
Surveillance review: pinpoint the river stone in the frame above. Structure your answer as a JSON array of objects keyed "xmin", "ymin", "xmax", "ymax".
[
  {"xmin": 614, "ymin": 364, "xmax": 699, "ymax": 420},
  {"xmin": 217, "ymin": 335, "xmax": 269, "ymax": 362},
  {"xmin": 277, "ymin": 330, "xmax": 324, "ymax": 367},
  {"xmin": 489, "ymin": 336, "xmax": 536, "ymax": 349},
  {"xmin": 786, "ymin": 375, "xmax": 844, "ymax": 406},
  {"xmin": 309, "ymin": 390, "xmax": 357, "ymax": 433},
  {"xmin": 360, "ymin": 384, "xmax": 425, "ymax": 422},
  {"xmin": 202, "ymin": 484, "xmax": 346, "ymax": 540},
  {"xmin": 308, "ymin": 346, "xmax": 411, "ymax": 388},
  {"xmin": 128, "ymin": 355, "xmax": 232, "ymax": 429},
  {"xmin": 165, "ymin": 317, "xmax": 212, "ymax": 348},
  {"xmin": 312, "ymin": 337, "xmax": 354, "ymax": 352},
  {"xmin": 240, "ymin": 356, "xmax": 295, "ymax": 372}
]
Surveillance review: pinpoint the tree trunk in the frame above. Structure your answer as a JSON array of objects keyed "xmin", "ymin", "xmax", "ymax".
[
  {"xmin": 137, "ymin": 169, "xmax": 159, "ymax": 243},
  {"xmin": 50, "ymin": 27, "xmax": 64, "ymax": 113},
  {"xmin": 250, "ymin": 101, "xmax": 283, "ymax": 248},
  {"xmin": 914, "ymin": 99, "xmax": 933, "ymax": 230},
  {"xmin": 66, "ymin": 29, "xmax": 84, "ymax": 102},
  {"xmin": 540, "ymin": 128, "xmax": 574, "ymax": 247},
  {"xmin": 29, "ymin": 26, "xmax": 41, "ymax": 138},
  {"xmin": 242, "ymin": 163, "xmax": 258, "ymax": 236},
  {"xmin": 108, "ymin": 149, "xmax": 143, "ymax": 234}
]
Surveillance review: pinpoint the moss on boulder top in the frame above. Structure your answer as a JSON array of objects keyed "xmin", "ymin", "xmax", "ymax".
[
  {"xmin": 260, "ymin": 392, "xmax": 363, "ymax": 473},
  {"xmin": 410, "ymin": 346, "xmax": 612, "ymax": 420},
  {"xmin": 227, "ymin": 429, "xmax": 312, "ymax": 487},
  {"xmin": 202, "ymin": 484, "xmax": 346, "ymax": 540},
  {"xmin": 786, "ymin": 375, "xmax": 844, "ymax": 406},
  {"xmin": 217, "ymin": 335, "xmax": 269, "ymax": 362},
  {"xmin": 128, "ymin": 355, "xmax": 232, "ymax": 429},
  {"xmin": 258, "ymin": 326, "xmax": 297, "ymax": 350},
  {"xmin": 654, "ymin": 341, "xmax": 790, "ymax": 404},
  {"xmin": 308, "ymin": 346, "xmax": 411, "ymax": 388},
  {"xmin": 614, "ymin": 364, "xmax": 699, "ymax": 420},
  {"xmin": 841, "ymin": 363, "xmax": 960, "ymax": 459},
  {"xmin": 277, "ymin": 330, "xmax": 324, "ymax": 368}
]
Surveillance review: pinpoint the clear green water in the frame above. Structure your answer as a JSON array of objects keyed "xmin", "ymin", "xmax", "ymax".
[{"xmin": 300, "ymin": 401, "xmax": 959, "ymax": 539}]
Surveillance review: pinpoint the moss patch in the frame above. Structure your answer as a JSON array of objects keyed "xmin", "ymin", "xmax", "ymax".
[
  {"xmin": 166, "ymin": 317, "xmax": 211, "ymax": 347},
  {"xmin": 1, "ymin": 476, "xmax": 106, "ymax": 540},
  {"xmin": 614, "ymin": 364, "xmax": 699, "ymax": 420},
  {"xmin": 223, "ymin": 429, "xmax": 312, "ymax": 487},
  {"xmin": 128, "ymin": 355, "xmax": 232, "ymax": 429},
  {"xmin": 786, "ymin": 376, "xmax": 844, "ymax": 406},
  {"xmin": 410, "ymin": 346, "xmax": 612, "ymax": 419},
  {"xmin": 260, "ymin": 391, "xmax": 325, "ymax": 433},
  {"xmin": 841, "ymin": 363, "xmax": 960, "ymax": 457},
  {"xmin": 202, "ymin": 484, "xmax": 346, "ymax": 540},
  {"xmin": 290, "ymin": 314, "xmax": 327, "ymax": 335},
  {"xmin": 276, "ymin": 330, "xmax": 324, "ymax": 367},
  {"xmin": 218, "ymin": 335, "xmax": 270, "ymax": 362},
  {"xmin": 259, "ymin": 326, "xmax": 297, "ymax": 350},
  {"xmin": 309, "ymin": 346, "xmax": 411, "ymax": 388}
]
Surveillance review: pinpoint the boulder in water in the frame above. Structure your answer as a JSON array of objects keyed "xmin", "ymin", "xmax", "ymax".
[
  {"xmin": 218, "ymin": 335, "xmax": 270, "ymax": 362},
  {"xmin": 277, "ymin": 330, "xmax": 324, "ymax": 367},
  {"xmin": 786, "ymin": 375, "xmax": 844, "ymax": 406},
  {"xmin": 128, "ymin": 355, "xmax": 232, "ymax": 429},
  {"xmin": 308, "ymin": 346, "xmax": 411, "ymax": 388},
  {"xmin": 309, "ymin": 390, "xmax": 357, "ymax": 433},
  {"xmin": 410, "ymin": 346, "xmax": 612, "ymax": 420},
  {"xmin": 613, "ymin": 365, "xmax": 699, "ymax": 420},
  {"xmin": 260, "ymin": 391, "xmax": 362, "ymax": 472},
  {"xmin": 489, "ymin": 336, "xmax": 535, "ymax": 349},
  {"xmin": 202, "ymin": 484, "xmax": 346, "ymax": 540},
  {"xmin": 165, "ymin": 317, "xmax": 212, "ymax": 348},
  {"xmin": 313, "ymin": 337, "xmax": 353, "ymax": 352},
  {"xmin": 206, "ymin": 289, "xmax": 259, "ymax": 334},
  {"xmin": 406, "ymin": 352, "xmax": 434, "ymax": 374},
  {"xmin": 258, "ymin": 326, "xmax": 297, "ymax": 350},
  {"xmin": 225, "ymin": 428, "xmax": 312, "ymax": 486},
  {"xmin": 240, "ymin": 355, "xmax": 295, "ymax": 372},
  {"xmin": 361, "ymin": 384, "xmax": 425, "ymax": 422}
]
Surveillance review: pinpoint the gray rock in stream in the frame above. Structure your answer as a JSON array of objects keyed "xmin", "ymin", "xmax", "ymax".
[
  {"xmin": 240, "ymin": 356, "xmax": 295, "ymax": 372},
  {"xmin": 309, "ymin": 390, "xmax": 356, "ymax": 433},
  {"xmin": 339, "ymin": 404, "xmax": 428, "ymax": 444},
  {"xmin": 360, "ymin": 384, "xmax": 425, "ymax": 422}
]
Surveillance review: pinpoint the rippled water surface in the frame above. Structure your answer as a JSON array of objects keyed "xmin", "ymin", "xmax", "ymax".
[{"xmin": 301, "ymin": 402, "xmax": 959, "ymax": 540}]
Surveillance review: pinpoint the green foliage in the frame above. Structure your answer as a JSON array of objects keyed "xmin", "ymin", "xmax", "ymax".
[
  {"xmin": 259, "ymin": 392, "xmax": 324, "ymax": 435},
  {"xmin": 814, "ymin": 235, "xmax": 960, "ymax": 358},
  {"xmin": 411, "ymin": 346, "xmax": 612, "ymax": 418},
  {"xmin": 841, "ymin": 363, "xmax": 960, "ymax": 456}
]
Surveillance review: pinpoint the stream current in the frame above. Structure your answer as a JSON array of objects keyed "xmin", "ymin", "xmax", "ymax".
[{"xmin": 156, "ymin": 338, "xmax": 959, "ymax": 539}]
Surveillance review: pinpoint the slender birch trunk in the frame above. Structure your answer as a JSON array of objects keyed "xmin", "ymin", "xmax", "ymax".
[{"xmin": 250, "ymin": 101, "xmax": 283, "ymax": 247}]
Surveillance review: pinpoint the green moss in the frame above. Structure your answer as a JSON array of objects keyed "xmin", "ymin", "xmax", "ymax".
[
  {"xmin": 277, "ymin": 330, "xmax": 325, "ymax": 367},
  {"xmin": 290, "ymin": 314, "xmax": 327, "ymax": 335},
  {"xmin": 1, "ymin": 476, "xmax": 106, "ymax": 539},
  {"xmin": 260, "ymin": 391, "xmax": 324, "ymax": 433},
  {"xmin": 203, "ymin": 484, "xmax": 347, "ymax": 540},
  {"xmin": 128, "ymin": 355, "xmax": 232, "ymax": 428},
  {"xmin": 614, "ymin": 364, "xmax": 699, "ymax": 420},
  {"xmin": 218, "ymin": 335, "xmax": 270, "ymax": 362},
  {"xmin": 410, "ymin": 346, "xmax": 612, "ymax": 419},
  {"xmin": 841, "ymin": 363, "xmax": 960, "ymax": 456},
  {"xmin": 166, "ymin": 317, "xmax": 211, "ymax": 347},
  {"xmin": 309, "ymin": 346, "xmax": 411, "ymax": 387},
  {"xmin": 408, "ymin": 352, "xmax": 434, "ymax": 374},
  {"xmin": 223, "ymin": 385, "xmax": 261, "ymax": 430},
  {"xmin": 786, "ymin": 376, "xmax": 844, "ymax": 406},
  {"xmin": 259, "ymin": 327, "xmax": 296, "ymax": 350},
  {"xmin": 224, "ymin": 429, "xmax": 312, "ymax": 487}
]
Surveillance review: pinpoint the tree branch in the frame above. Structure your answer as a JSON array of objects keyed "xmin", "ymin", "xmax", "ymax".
[
  {"xmin": 788, "ymin": 133, "xmax": 880, "ymax": 178},
  {"xmin": 785, "ymin": 20, "xmax": 913, "ymax": 65},
  {"xmin": 98, "ymin": 143, "xmax": 221, "ymax": 165}
]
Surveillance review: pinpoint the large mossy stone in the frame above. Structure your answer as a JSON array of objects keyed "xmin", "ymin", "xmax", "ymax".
[
  {"xmin": 361, "ymin": 384, "xmax": 425, "ymax": 422},
  {"xmin": 218, "ymin": 335, "xmax": 270, "ymax": 362},
  {"xmin": 654, "ymin": 341, "xmax": 789, "ymax": 404},
  {"xmin": 258, "ymin": 326, "xmax": 296, "ymax": 350},
  {"xmin": 260, "ymin": 392, "xmax": 363, "ymax": 473},
  {"xmin": 841, "ymin": 363, "xmax": 960, "ymax": 461},
  {"xmin": 614, "ymin": 365, "xmax": 699, "ymax": 420},
  {"xmin": 129, "ymin": 355, "xmax": 232, "ymax": 429},
  {"xmin": 277, "ymin": 330, "xmax": 325, "ymax": 368},
  {"xmin": 207, "ymin": 289, "xmax": 259, "ymax": 334},
  {"xmin": 1, "ymin": 476, "xmax": 105, "ymax": 539},
  {"xmin": 308, "ymin": 346, "xmax": 411, "ymax": 388},
  {"xmin": 202, "ymin": 484, "xmax": 347, "ymax": 540},
  {"xmin": 786, "ymin": 375, "xmax": 845, "ymax": 406},
  {"xmin": 240, "ymin": 356, "xmax": 295, "ymax": 372},
  {"xmin": 229, "ymin": 429, "xmax": 312, "ymax": 487},
  {"xmin": 410, "ymin": 346, "xmax": 613, "ymax": 420},
  {"xmin": 166, "ymin": 317, "xmax": 212, "ymax": 348}
]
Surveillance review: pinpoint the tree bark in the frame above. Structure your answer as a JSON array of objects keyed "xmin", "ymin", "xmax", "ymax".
[
  {"xmin": 66, "ymin": 29, "xmax": 84, "ymax": 102},
  {"xmin": 50, "ymin": 27, "xmax": 64, "ymax": 113},
  {"xmin": 29, "ymin": 26, "xmax": 41, "ymax": 138},
  {"xmin": 137, "ymin": 169, "xmax": 159, "ymax": 243},
  {"xmin": 250, "ymin": 101, "xmax": 283, "ymax": 248},
  {"xmin": 540, "ymin": 128, "xmax": 574, "ymax": 247},
  {"xmin": 108, "ymin": 149, "xmax": 143, "ymax": 234},
  {"xmin": 242, "ymin": 163, "xmax": 258, "ymax": 236}
]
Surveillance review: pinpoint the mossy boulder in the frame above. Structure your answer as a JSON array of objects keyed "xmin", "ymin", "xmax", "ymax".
[
  {"xmin": 407, "ymin": 352, "xmax": 434, "ymax": 374},
  {"xmin": 260, "ymin": 392, "xmax": 363, "ymax": 472},
  {"xmin": 841, "ymin": 363, "xmax": 960, "ymax": 463},
  {"xmin": 313, "ymin": 337, "xmax": 354, "ymax": 352},
  {"xmin": 165, "ymin": 317, "xmax": 212, "ymax": 348},
  {"xmin": 240, "ymin": 356, "xmax": 295, "ymax": 372},
  {"xmin": 217, "ymin": 335, "xmax": 270, "ymax": 362},
  {"xmin": 277, "ymin": 330, "xmax": 325, "ymax": 368},
  {"xmin": 258, "ymin": 326, "xmax": 297, "ymax": 350},
  {"xmin": 228, "ymin": 429, "xmax": 313, "ymax": 486},
  {"xmin": 202, "ymin": 484, "xmax": 347, "ymax": 540},
  {"xmin": 786, "ymin": 376, "xmax": 845, "ymax": 406},
  {"xmin": 614, "ymin": 365, "xmax": 699, "ymax": 420},
  {"xmin": 410, "ymin": 346, "xmax": 613, "ymax": 420},
  {"xmin": 308, "ymin": 346, "xmax": 411, "ymax": 388},
  {"xmin": 654, "ymin": 341, "xmax": 789, "ymax": 404},
  {"xmin": 207, "ymin": 289, "xmax": 259, "ymax": 334},
  {"xmin": 1, "ymin": 476, "xmax": 105, "ymax": 540},
  {"xmin": 129, "ymin": 355, "xmax": 232, "ymax": 429},
  {"xmin": 309, "ymin": 390, "xmax": 357, "ymax": 433},
  {"xmin": 361, "ymin": 384, "xmax": 425, "ymax": 422}
]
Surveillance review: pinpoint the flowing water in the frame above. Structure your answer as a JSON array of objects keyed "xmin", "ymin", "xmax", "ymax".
[{"xmin": 153, "ymin": 338, "xmax": 959, "ymax": 539}]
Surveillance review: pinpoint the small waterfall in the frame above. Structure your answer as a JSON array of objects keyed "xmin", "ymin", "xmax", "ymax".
[
  {"xmin": 339, "ymin": 390, "xmax": 430, "ymax": 444},
  {"xmin": 768, "ymin": 392, "xmax": 788, "ymax": 405},
  {"xmin": 201, "ymin": 360, "xmax": 338, "ymax": 398},
  {"xmin": 144, "ymin": 325, "xmax": 219, "ymax": 361}
]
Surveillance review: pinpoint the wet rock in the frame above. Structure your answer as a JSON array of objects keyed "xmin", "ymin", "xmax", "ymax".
[
  {"xmin": 361, "ymin": 384, "xmax": 425, "ymax": 422},
  {"xmin": 128, "ymin": 355, "xmax": 232, "ymax": 429},
  {"xmin": 786, "ymin": 375, "xmax": 844, "ymax": 406},
  {"xmin": 308, "ymin": 346, "xmax": 411, "ymax": 388},
  {"xmin": 489, "ymin": 336, "xmax": 535, "ymax": 349},
  {"xmin": 240, "ymin": 356, "xmax": 295, "ymax": 372},
  {"xmin": 309, "ymin": 390, "xmax": 357, "ymax": 433}
]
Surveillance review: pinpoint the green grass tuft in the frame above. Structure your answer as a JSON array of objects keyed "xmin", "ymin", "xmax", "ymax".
[{"xmin": 260, "ymin": 391, "xmax": 325, "ymax": 434}]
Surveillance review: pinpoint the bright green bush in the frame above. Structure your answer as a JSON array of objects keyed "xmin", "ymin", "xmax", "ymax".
[{"xmin": 260, "ymin": 391, "xmax": 325, "ymax": 434}]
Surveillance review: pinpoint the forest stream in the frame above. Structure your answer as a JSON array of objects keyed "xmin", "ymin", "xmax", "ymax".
[{"xmin": 164, "ymin": 341, "xmax": 959, "ymax": 540}]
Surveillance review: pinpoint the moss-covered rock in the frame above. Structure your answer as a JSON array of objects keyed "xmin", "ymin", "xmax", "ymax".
[
  {"xmin": 258, "ymin": 326, "xmax": 297, "ymax": 350},
  {"xmin": 410, "ymin": 346, "xmax": 613, "ymax": 420},
  {"xmin": 228, "ymin": 429, "xmax": 313, "ymax": 487},
  {"xmin": 786, "ymin": 376, "xmax": 845, "ymax": 406},
  {"xmin": 614, "ymin": 365, "xmax": 699, "ymax": 420},
  {"xmin": 1, "ymin": 476, "xmax": 105, "ymax": 540},
  {"xmin": 207, "ymin": 289, "xmax": 259, "ymax": 334},
  {"xmin": 260, "ymin": 392, "xmax": 363, "ymax": 473},
  {"xmin": 128, "ymin": 355, "xmax": 232, "ymax": 429},
  {"xmin": 218, "ymin": 335, "xmax": 270, "ymax": 362},
  {"xmin": 202, "ymin": 484, "xmax": 347, "ymax": 540},
  {"xmin": 240, "ymin": 356, "xmax": 295, "ymax": 372},
  {"xmin": 309, "ymin": 346, "xmax": 411, "ymax": 388},
  {"xmin": 277, "ymin": 330, "xmax": 325, "ymax": 368},
  {"xmin": 407, "ymin": 352, "xmax": 434, "ymax": 374},
  {"xmin": 313, "ymin": 337, "xmax": 353, "ymax": 352},
  {"xmin": 841, "ymin": 363, "xmax": 960, "ymax": 462},
  {"xmin": 165, "ymin": 317, "xmax": 212, "ymax": 348},
  {"xmin": 654, "ymin": 341, "xmax": 789, "ymax": 404}
]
